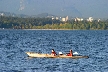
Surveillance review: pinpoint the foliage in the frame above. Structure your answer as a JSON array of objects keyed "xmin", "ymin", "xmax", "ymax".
[{"xmin": 0, "ymin": 16, "xmax": 108, "ymax": 30}]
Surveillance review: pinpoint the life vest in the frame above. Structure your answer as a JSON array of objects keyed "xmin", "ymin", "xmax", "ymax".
[
  {"xmin": 51, "ymin": 51, "xmax": 56, "ymax": 56},
  {"xmin": 67, "ymin": 53, "xmax": 73, "ymax": 56}
]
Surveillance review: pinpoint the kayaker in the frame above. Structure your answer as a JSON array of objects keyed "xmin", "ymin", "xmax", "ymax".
[
  {"xmin": 67, "ymin": 50, "xmax": 73, "ymax": 56},
  {"xmin": 51, "ymin": 49, "xmax": 57, "ymax": 56}
]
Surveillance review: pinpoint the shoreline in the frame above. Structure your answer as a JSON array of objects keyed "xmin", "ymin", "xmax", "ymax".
[
  {"xmin": 23, "ymin": 29, "xmax": 76, "ymax": 30},
  {"xmin": 0, "ymin": 28, "xmax": 107, "ymax": 30},
  {"xmin": 0, "ymin": 28, "xmax": 80, "ymax": 30}
]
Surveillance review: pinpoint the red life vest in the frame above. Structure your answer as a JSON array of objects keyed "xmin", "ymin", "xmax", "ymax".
[
  {"xmin": 51, "ymin": 52, "xmax": 56, "ymax": 56},
  {"xmin": 67, "ymin": 53, "xmax": 72, "ymax": 56},
  {"xmin": 67, "ymin": 50, "xmax": 73, "ymax": 56}
]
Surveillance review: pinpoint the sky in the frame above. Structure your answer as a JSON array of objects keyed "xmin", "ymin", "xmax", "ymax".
[{"xmin": 0, "ymin": 0, "xmax": 108, "ymax": 19}]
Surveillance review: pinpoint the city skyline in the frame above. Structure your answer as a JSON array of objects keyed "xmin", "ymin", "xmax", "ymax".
[{"xmin": 0, "ymin": 0, "xmax": 108, "ymax": 19}]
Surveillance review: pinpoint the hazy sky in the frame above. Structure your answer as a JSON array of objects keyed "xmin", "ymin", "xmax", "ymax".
[{"xmin": 0, "ymin": 0, "xmax": 108, "ymax": 18}]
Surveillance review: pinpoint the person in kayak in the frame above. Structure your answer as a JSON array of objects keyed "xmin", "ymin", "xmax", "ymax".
[
  {"xmin": 67, "ymin": 50, "xmax": 73, "ymax": 56},
  {"xmin": 51, "ymin": 49, "xmax": 57, "ymax": 56}
]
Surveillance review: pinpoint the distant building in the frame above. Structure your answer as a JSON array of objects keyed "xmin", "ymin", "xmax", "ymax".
[
  {"xmin": 0, "ymin": 13, "xmax": 4, "ymax": 16},
  {"xmin": 62, "ymin": 18, "xmax": 66, "ymax": 22},
  {"xmin": 87, "ymin": 17, "xmax": 93, "ymax": 22},
  {"xmin": 75, "ymin": 17, "xmax": 83, "ymax": 21},
  {"xmin": 52, "ymin": 17, "xmax": 54, "ymax": 20},
  {"xmin": 59, "ymin": 17, "xmax": 62, "ymax": 21},
  {"xmin": 61, "ymin": 16, "xmax": 68, "ymax": 22},
  {"xmin": 56, "ymin": 17, "xmax": 59, "ymax": 20},
  {"xmin": 65, "ymin": 16, "xmax": 68, "ymax": 21},
  {"xmin": 98, "ymin": 19, "xmax": 100, "ymax": 22},
  {"xmin": 80, "ymin": 18, "xmax": 83, "ymax": 21}
]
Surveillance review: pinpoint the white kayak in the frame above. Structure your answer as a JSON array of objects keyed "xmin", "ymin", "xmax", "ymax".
[{"xmin": 26, "ymin": 52, "xmax": 89, "ymax": 59}]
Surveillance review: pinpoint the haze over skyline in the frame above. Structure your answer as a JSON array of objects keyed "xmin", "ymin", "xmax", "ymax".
[{"xmin": 0, "ymin": 0, "xmax": 108, "ymax": 19}]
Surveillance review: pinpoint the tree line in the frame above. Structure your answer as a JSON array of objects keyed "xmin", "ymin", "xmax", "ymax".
[{"xmin": 0, "ymin": 16, "xmax": 108, "ymax": 30}]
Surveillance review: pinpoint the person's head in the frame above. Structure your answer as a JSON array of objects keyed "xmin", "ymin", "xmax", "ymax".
[
  {"xmin": 70, "ymin": 50, "xmax": 72, "ymax": 52},
  {"xmin": 52, "ymin": 49, "xmax": 55, "ymax": 52}
]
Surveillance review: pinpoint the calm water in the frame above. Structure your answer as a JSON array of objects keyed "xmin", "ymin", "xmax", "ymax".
[{"xmin": 0, "ymin": 30, "xmax": 108, "ymax": 72}]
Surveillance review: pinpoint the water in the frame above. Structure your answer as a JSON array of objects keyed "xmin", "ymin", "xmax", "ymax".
[{"xmin": 0, "ymin": 30, "xmax": 108, "ymax": 72}]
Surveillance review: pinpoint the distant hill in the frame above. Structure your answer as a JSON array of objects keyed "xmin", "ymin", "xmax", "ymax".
[
  {"xmin": 31, "ymin": 13, "xmax": 56, "ymax": 18},
  {"xmin": 0, "ymin": 11, "xmax": 29, "ymax": 18},
  {"xmin": 0, "ymin": 11, "xmax": 56, "ymax": 18}
]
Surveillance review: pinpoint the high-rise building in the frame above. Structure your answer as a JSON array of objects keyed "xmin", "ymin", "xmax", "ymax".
[{"xmin": 65, "ymin": 16, "xmax": 68, "ymax": 21}]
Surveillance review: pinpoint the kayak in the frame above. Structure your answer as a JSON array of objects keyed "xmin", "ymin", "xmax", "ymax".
[{"xmin": 26, "ymin": 52, "xmax": 89, "ymax": 59}]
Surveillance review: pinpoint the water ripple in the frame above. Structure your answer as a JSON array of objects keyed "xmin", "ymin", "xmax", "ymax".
[{"xmin": 0, "ymin": 30, "xmax": 108, "ymax": 72}]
